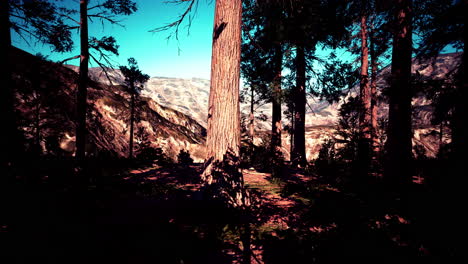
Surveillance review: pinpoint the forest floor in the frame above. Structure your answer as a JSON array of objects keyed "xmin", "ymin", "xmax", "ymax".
[{"xmin": 0, "ymin": 161, "xmax": 461, "ymax": 263}]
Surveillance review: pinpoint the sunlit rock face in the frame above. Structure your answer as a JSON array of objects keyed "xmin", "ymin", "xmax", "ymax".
[
  {"xmin": 14, "ymin": 44, "xmax": 457, "ymax": 162},
  {"xmin": 133, "ymin": 53, "xmax": 460, "ymax": 160},
  {"xmin": 11, "ymin": 47, "xmax": 206, "ymax": 162}
]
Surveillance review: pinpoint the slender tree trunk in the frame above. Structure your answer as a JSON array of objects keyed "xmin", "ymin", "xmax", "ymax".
[
  {"xmin": 0, "ymin": 0, "xmax": 16, "ymax": 180},
  {"xmin": 385, "ymin": 0, "xmax": 413, "ymax": 186},
  {"xmin": 271, "ymin": 44, "xmax": 283, "ymax": 176},
  {"xmin": 35, "ymin": 102, "xmax": 41, "ymax": 153},
  {"xmin": 358, "ymin": 14, "xmax": 371, "ymax": 177},
  {"xmin": 271, "ymin": 45, "xmax": 282, "ymax": 154},
  {"xmin": 129, "ymin": 92, "xmax": 135, "ymax": 159},
  {"xmin": 290, "ymin": 109, "xmax": 294, "ymax": 159},
  {"xmin": 369, "ymin": 24, "xmax": 379, "ymax": 156},
  {"xmin": 291, "ymin": 45, "xmax": 307, "ymax": 167},
  {"xmin": 438, "ymin": 122, "xmax": 442, "ymax": 149},
  {"xmin": 203, "ymin": 0, "xmax": 247, "ymax": 207},
  {"xmin": 443, "ymin": 2, "xmax": 468, "ymax": 255},
  {"xmin": 249, "ymin": 87, "xmax": 254, "ymax": 148},
  {"xmin": 76, "ymin": 0, "xmax": 89, "ymax": 161},
  {"xmin": 452, "ymin": 0, "xmax": 468, "ymax": 168}
]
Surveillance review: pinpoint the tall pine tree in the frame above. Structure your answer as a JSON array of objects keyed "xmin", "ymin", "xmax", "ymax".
[
  {"xmin": 385, "ymin": 0, "xmax": 413, "ymax": 186},
  {"xmin": 119, "ymin": 58, "xmax": 149, "ymax": 159}
]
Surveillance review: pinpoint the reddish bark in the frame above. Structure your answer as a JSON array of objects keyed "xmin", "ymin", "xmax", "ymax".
[
  {"xmin": 203, "ymin": 0, "xmax": 242, "ymax": 175},
  {"xmin": 358, "ymin": 14, "xmax": 372, "ymax": 176},
  {"xmin": 370, "ymin": 25, "xmax": 379, "ymax": 155}
]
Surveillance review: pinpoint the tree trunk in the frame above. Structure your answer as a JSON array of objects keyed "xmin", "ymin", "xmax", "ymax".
[
  {"xmin": 452, "ymin": 0, "xmax": 468, "ymax": 169},
  {"xmin": 129, "ymin": 92, "xmax": 135, "ymax": 159},
  {"xmin": 358, "ymin": 14, "xmax": 371, "ymax": 177},
  {"xmin": 202, "ymin": 0, "xmax": 247, "ymax": 207},
  {"xmin": 76, "ymin": 0, "xmax": 89, "ymax": 161},
  {"xmin": 0, "ymin": 0, "xmax": 16, "ymax": 180},
  {"xmin": 291, "ymin": 44, "xmax": 307, "ymax": 167},
  {"xmin": 271, "ymin": 44, "xmax": 283, "ymax": 176},
  {"xmin": 385, "ymin": 0, "xmax": 413, "ymax": 187},
  {"xmin": 369, "ymin": 24, "xmax": 379, "ymax": 156},
  {"xmin": 35, "ymin": 100, "xmax": 41, "ymax": 154},
  {"xmin": 249, "ymin": 87, "xmax": 254, "ymax": 148},
  {"xmin": 290, "ymin": 108, "xmax": 294, "ymax": 158}
]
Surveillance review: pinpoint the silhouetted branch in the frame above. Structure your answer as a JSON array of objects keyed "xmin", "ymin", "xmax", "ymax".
[
  {"xmin": 12, "ymin": 23, "xmax": 40, "ymax": 40},
  {"xmin": 87, "ymin": 4, "xmax": 105, "ymax": 11},
  {"xmin": 60, "ymin": 55, "xmax": 80, "ymax": 64},
  {"xmin": 88, "ymin": 13, "xmax": 124, "ymax": 27},
  {"xmin": 89, "ymin": 53, "xmax": 115, "ymax": 86},
  {"xmin": 149, "ymin": 0, "xmax": 198, "ymax": 43},
  {"xmin": 57, "ymin": 12, "xmax": 80, "ymax": 25}
]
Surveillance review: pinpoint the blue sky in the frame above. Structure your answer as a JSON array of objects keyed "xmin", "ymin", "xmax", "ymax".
[{"xmin": 12, "ymin": 0, "xmax": 215, "ymax": 79}]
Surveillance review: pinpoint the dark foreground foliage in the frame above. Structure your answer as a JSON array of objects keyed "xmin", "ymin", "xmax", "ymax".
[{"xmin": 1, "ymin": 154, "xmax": 465, "ymax": 263}]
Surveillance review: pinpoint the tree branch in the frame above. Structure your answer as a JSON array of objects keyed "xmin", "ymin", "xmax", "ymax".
[
  {"xmin": 60, "ymin": 55, "xmax": 80, "ymax": 64},
  {"xmin": 87, "ymin": 4, "xmax": 104, "ymax": 11},
  {"xmin": 57, "ymin": 12, "xmax": 80, "ymax": 25},
  {"xmin": 88, "ymin": 13, "xmax": 124, "ymax": 27},
  {"xmin": 149, "ymin": 0, "xmax": 197, "ymax": 42},
  {"xmin": 89, "ymin": 53, "xmax": 116, "ymax": 86}
]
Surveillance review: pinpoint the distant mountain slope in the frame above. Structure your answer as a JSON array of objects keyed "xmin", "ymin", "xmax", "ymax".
[
  {"xmin": 11, "ymin": 47, "xmax": 206, "ymax": 161},
  {"xmin": 79, "ymin": 52, "xmax": 460, "ymax": 160}
]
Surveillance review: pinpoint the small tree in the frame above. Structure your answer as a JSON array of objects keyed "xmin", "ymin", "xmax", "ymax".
[
  {"xmin": 119, "ymin": 58, "xmax": 149, "ymax": 159},
  {"xmin": 56, "ymin": 0, "xmax": 138, "ymax": 161}
]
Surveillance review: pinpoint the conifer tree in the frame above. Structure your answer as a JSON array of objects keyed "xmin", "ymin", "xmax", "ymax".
[
  {"xmin": 202, "ymin": 0, "xmax": 247, "ymax": 207},
  {"xmin": 385, "ymin": 0, "xmax": 413, "ymax": 186},
  {"xmin": 241, "ymin": 0, "xmax": 285, "ymax": 175},
  {"xmin": 57, "ymin": 0, "xmax": 137, "ymax": 161},
  {"xmin": 119, "ymin": 58, "xmax": 149, "ymax": 159},
  {"xmin": 151, "ymin": 0, "xmax": 247, "ymax": 207}
]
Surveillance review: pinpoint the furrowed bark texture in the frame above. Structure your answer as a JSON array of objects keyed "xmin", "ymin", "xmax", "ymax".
[
  {"xmin": 76, "ymin": 0, "xmax": 89, "ymax": 161},
  {"xmin": 204, "ymin": 0, "xmax": 242, "ymax": 179},
  {"xmin": 385, "ymin": 0, "xmax": 413, "ymax": 185}
]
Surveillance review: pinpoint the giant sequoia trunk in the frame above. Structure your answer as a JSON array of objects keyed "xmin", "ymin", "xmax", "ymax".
[
  {"xmin": 76, "ymin": 0, "xmax": 89, "ymax": 161},
  {"xmin": 271, "ymin": 44, "xmax": 283, "ymax": 176},
  {"xmin": 291, "ymin": 45, "xmax": 307, "ymax": 167},
  {"xmin": 203, "ymin": 0, "xmax": 247, "ymax": 207},
  {"xmin": 385, "ymin": 0, "xmax": 413, "ymax": 186},
  {"xmin": 358, "ymin": 14, "xmax": 372, "ymax": 176}
]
